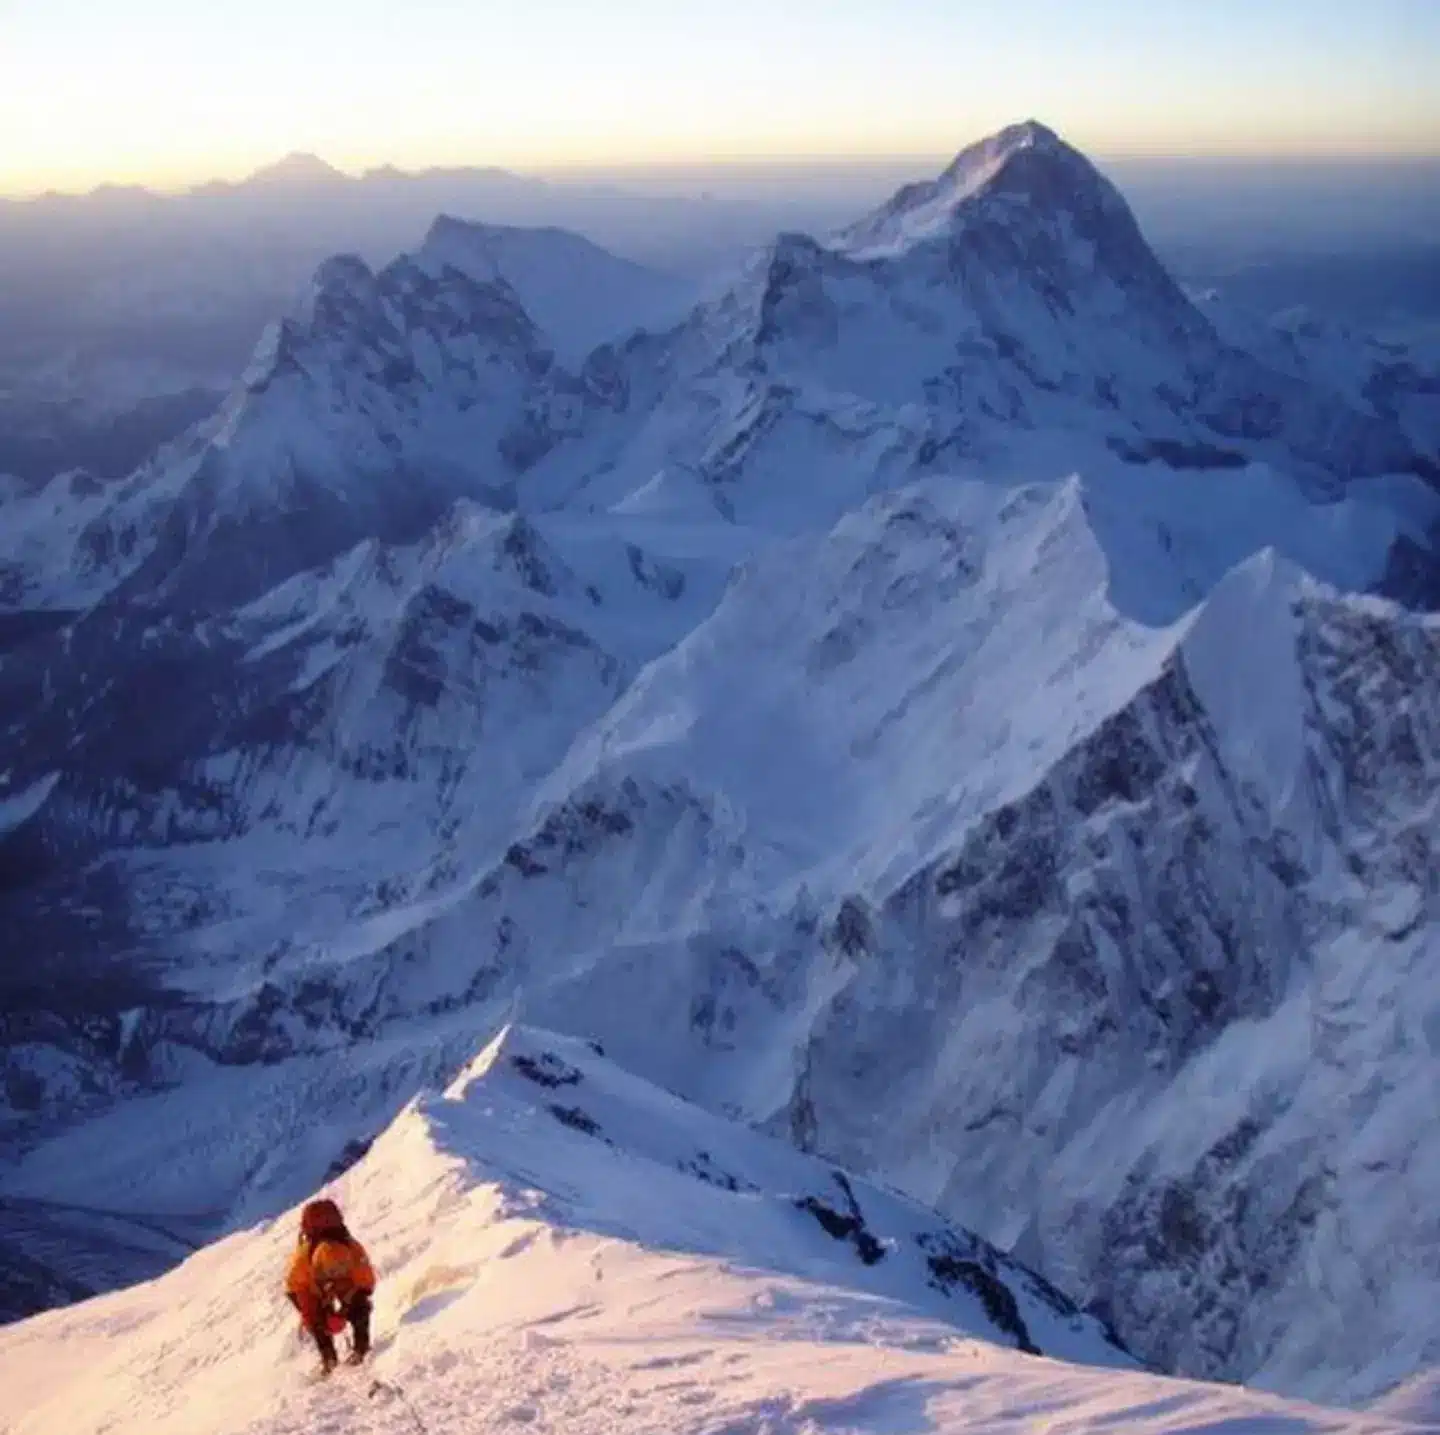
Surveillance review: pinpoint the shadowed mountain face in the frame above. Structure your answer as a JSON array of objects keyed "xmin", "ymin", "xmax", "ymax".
[
  {"xmin": 2, "ymin": 121, "xmax": 1438, "ymax": 1406},
  {"xmin": 0, "ymin": 168, "xmax": 706, "ymax": 490},
  {"xmin": 4, "ymin": 140, "xmax": 1434, "ymax": 487}
]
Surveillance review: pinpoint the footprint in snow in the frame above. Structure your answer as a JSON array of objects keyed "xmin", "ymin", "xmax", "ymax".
[
  {"xmin": 629, "ymin": 1350, "xmax": 710, "ymax": 1372},
  {"xmin": 400, "ymin": 1287, "xmax": 469, "ymax": 1325},
  {"xmin": 520, "ymin": 1300, "xmax": 601, "ymax": 1328},
  {"xmin": 497, "ymin": 1230, "xmax": 540, "ymax": 1260}
]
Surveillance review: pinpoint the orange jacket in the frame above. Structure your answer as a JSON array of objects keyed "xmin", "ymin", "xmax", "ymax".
[{"xmin": 286, "ymin": 1235, "xmax": 376, "ymax": 1305}]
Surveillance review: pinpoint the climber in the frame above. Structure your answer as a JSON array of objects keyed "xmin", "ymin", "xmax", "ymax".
[{"xmin": 285, "ymin": 1197, "xmax": 377, "ymax": 1374}]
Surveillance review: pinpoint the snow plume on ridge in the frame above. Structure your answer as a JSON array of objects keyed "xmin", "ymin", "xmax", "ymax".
[{"xmin": 7, "ymin": 1023, "xmax": 1433, "ymax": 1435}]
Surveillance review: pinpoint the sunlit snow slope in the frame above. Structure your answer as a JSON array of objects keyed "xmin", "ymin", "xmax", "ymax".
[
  {"xmin": 4, "ymin": 118, "xmax": 1440, "ymax": 1410},
  {"xmin": 3, "ymin": 1024, "xmax": 1431, "ymax": 1435}
]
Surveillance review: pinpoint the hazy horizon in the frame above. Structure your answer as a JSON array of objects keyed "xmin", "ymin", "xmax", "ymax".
[
  {"xmin": 5, "ymin": 143, "xmax": 1440, "ymax": 206},
  {"xmin": 3, "ymin": 0, "xmax": 1436, "ymax": 197}
]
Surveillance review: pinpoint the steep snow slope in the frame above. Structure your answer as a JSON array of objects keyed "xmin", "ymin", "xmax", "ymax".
[
  {"xmin": 1191, "ymin": 291, "xmax": 1440, "ymax": 461},
  {"xmin": 421, "ymin": 215, "xmax": 694, "ymax": 363},
  {"xmin": 0, "ymin": 245, "xmax": 605, "ymax": 613},
  {"xmin": 7, "ymin": 1024, "xmax": 1434, "ymax": 1435},
  {"xmin": 0, "ymin": 501, "xmax": 746, "ymax": 1141},
  {"xmin": 539, "ymin": 121, "xmax": 1436, "ymax": 530},
  {"xmin": 0, "ymin": 466, "xmax": 112, "ymax": 611},
  {"xmin": 488, "ymin": 491, "xmax": 1440, "ymax": 1403},
  {"xmin": 4, "ymin": 120, "xmax": 1440, "ymax": 1411},
  {"xmin": 0, "ymin": 229, "xmax": 687, "ymax": 617},
  {"xmin": 7, "ymin": 470, "xmax": 1438, "ymax": 1404}
]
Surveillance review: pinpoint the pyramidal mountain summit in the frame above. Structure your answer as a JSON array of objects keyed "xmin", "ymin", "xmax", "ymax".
[
  {"xmin": 245, "ymin": 151, "xmax": 351, "ymax": 187},
  {"xmin": 1, "ymin": 120, "xmax": 1438, "ymax": 1433}
]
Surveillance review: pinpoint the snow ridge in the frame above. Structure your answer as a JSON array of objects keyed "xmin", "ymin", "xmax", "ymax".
[
  {"xmin": 2, "ymin": 119, "xmax": 1439, "ymax": 1419},
  {"xmin": 419, "ymin": 214, "xmax": 694, "ymax": 362},
  {"xmin": 8, "ymin": 1023, "xmax": 1435, "ymax": 1435}
]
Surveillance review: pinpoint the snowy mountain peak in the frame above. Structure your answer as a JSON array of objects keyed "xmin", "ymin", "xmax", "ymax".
[
  {"xmin": 417, "ymin": 213, "xmax": 694, "ymax": 361},
  {"xmin": 38, "ymin": 238, "xmax": 583, "ymax": 610},
  {"xmin": 286, "ymin": 252, "xmax": 383, "ymax": 339},
  {"xmin": 244, "ymin": 150, "xmax": 347, "ymax": 187},
  {"xmin": 842, "ymin": 116, "xmax": 1156, "ymax": 279},
  {"xmin": 309, "ymin": 250, "xmax": 375, "ymax": 296},
  {"xmin": 242, "ymin": 242, "xmax": 547, "ymax": 409},
  {"xmin": 417, "ymin": 213, "xmax": 507, "ymax": 283},
  {"xmin": 993, "ymin": 116, "xmax": 1060, "ymax": 147},
  {"xmin": 936, "ymin": 117, "xmax": 1066, "ymax": 185}
]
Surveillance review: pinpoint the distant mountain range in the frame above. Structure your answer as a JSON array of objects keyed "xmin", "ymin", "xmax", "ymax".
[
  {"xmin": 0, "ymin": 154, "xmax": 731, "ymax": 485},
  {"xmin": 4, "ymin": 145, "xmax": 1436, "ymax": 485},
  {"xmin": 2, "ymin": 121, "xmax": 1439, "ymax": 1407}
]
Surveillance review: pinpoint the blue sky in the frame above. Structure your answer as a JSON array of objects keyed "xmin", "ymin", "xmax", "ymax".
[{"xmin": 2, "ymin": 0, "xmax": 1436, "ymax": 193}]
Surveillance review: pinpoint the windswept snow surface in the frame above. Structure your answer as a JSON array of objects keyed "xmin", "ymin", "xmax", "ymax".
[{"xmin": 3, "ymin": 1024, "xmax": 1433, "ymax": 1435}]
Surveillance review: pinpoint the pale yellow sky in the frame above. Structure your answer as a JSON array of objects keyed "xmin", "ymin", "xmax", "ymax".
[{"xmin": 2, "ymin": 0, "xmax": 1436, "ymax": 196}]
